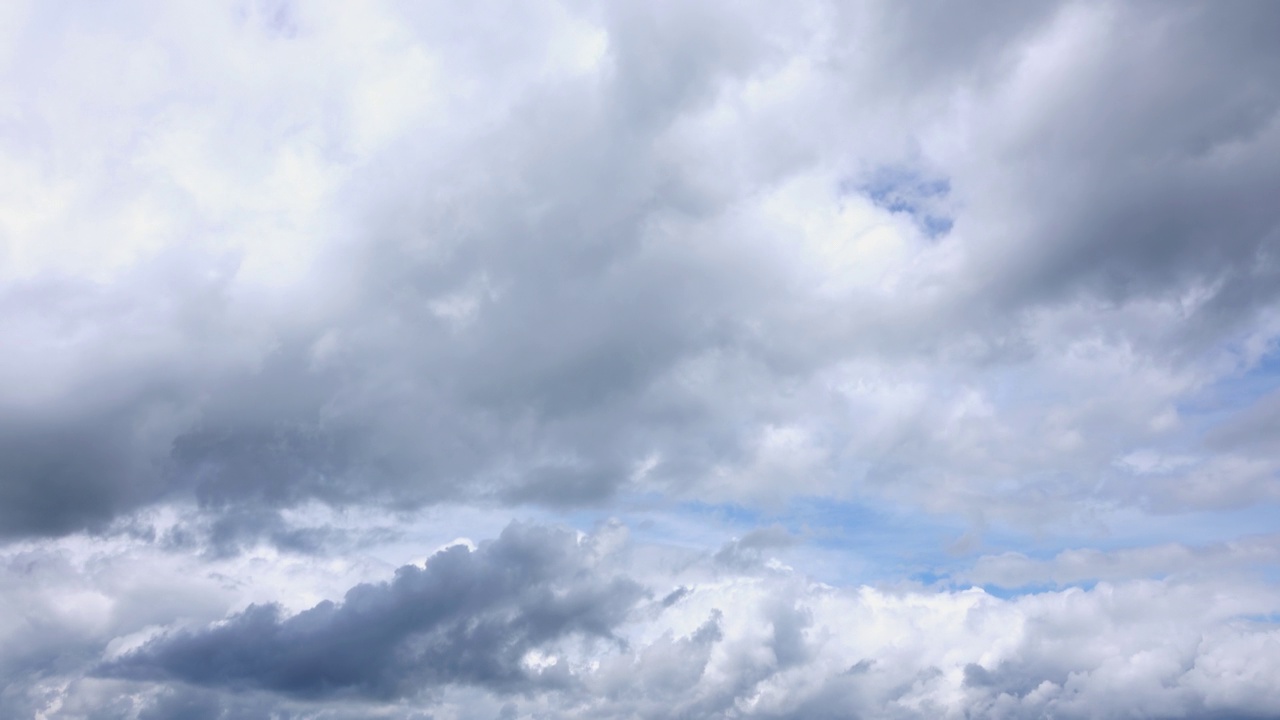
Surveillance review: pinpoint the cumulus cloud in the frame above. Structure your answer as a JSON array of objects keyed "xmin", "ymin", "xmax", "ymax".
[
  {"xmin": 101, "ymin": 523, "xmax": 641, "ymax": 699},
  {"xmin": 0, "ymin": 0, "xmax": 1275, "ymax": 537},
  {"xmin": 3, "ymin": 0, "xmax": 1280, "ymax": 717},
  {"xmin": 6, "ymin": 520, "xmax": 1275, "ymax": 720}
]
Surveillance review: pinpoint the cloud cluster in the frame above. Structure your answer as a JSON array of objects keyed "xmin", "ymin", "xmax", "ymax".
[
  {"xmin": 3, "ymin": 0, "xmax": 1280, "ymax": 717},
  {"xmin": 2, "ymin": 0, "xmax": 1277, "ymax": 538},
  {"xmin": 4, "ymin": 521, "xmax": 1279, "ymax": 719},
  {"xmin": 104, "ymin": 523, "xmax": 641, "ymax": 699}
]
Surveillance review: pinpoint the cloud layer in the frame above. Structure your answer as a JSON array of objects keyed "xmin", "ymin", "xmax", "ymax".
[
  {"xmin": 1, "ymin": 0, "xmax": 1279, "ymax": 717},
  {"xmin": 3, "ymin": 0, "xmax": 1277, "ymax": 536},
  {"xmin": 104, "ymin": 523, "xmax": 641, "ymax": 699},
  {"xmin": 3, "ymin": 520, "xmax": 1279, "ymax": 719}
]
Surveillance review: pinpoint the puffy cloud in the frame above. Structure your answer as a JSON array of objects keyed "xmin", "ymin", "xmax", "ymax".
[
  {"xmin": 3, "ymin": 1, "xmax": 1280, "ymax": 717},
  {"xmin": 1, "ymin": 0, "xmax": 1276, "ymax": 536},
  {"xmin": 11, "ymin": 520, "xmax": 1275, "ymax": 719},
  {"xmin": 102, "ymin": 523, "xmax": 642, "ymax": 699}
]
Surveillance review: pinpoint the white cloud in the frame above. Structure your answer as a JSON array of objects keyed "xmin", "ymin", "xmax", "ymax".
[
  {"xmin": 2, "ymin": 1, "xmax": 1280, "ymax": 717},
  {"xmin": 13, "ymin": 519, "xmax": 1276, "ymax": 719}
]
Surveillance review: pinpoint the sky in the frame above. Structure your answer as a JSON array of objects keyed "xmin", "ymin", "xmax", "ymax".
[{"xmin": 2, "ymin": 1, "xmax": 1280, "ymax": 718}]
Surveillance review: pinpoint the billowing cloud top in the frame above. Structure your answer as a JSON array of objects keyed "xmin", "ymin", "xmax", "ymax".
[
  {"xmin": 1, "ymin": 1, "xmax": 1279, "ymax": 718},
  {"xmin": 103, "ymin": 523, "xmax": 642, "ymax": 699}
]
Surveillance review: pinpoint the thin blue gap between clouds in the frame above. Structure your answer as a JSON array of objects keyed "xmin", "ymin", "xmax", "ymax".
[
  {"xmin": 604, "ymin": 494, "xmax": 1280, "ymax": 594},
  {"xmin": 842, "ymin": 166, "xmax": 955, "ymax": 240}
]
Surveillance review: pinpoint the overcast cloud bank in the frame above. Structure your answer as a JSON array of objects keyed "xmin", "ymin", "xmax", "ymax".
[{"xmin": 2, "ymin": 0, "xmax": 1279, "ymax": 717}]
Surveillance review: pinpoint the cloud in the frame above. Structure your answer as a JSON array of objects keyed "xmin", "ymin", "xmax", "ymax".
[
  {"xmin": 580, "ymin": 573, "xmax": 1280, "ymax": 720},
  {"xmin": 2, "ymin": 1, "xmax": 1280, "ymax": 717},
  {"xmin": 962, "ymin": 534, "xmax": 1280, "ymax": 588},
  {"xmin": 1, "ymin": 519, "xmax": 1278, "ymax": 719},
  {"xmin": 714, "ymin": 524, "xmax": 797, "ymax": 570},
  {"xmin": 0, "ymin": 0, "xmax": 1277, "ymax": 541},
  {"xmin": 101, "ymin": 523, "xmax": 643, "ymax": 700}
]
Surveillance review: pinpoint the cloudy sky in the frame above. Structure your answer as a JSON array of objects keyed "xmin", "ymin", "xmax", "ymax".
[{"xmin": 3, "ymin": 1, "xmax": 1280, "ymax": 717}]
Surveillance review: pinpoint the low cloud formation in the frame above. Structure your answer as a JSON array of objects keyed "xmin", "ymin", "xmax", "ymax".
[
  {"xmin": 2, "ymin": 0, "xmax": 1280, "ymax": 717},
  {"xmin": 102, "ymin": 523, "xmax": 642, "ymax": 699},
  {"xmin": 588, "ymin": 579, "xmax": 1280, "ymax": 720}
]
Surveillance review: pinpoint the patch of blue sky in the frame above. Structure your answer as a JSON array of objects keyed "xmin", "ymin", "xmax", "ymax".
[
  {"xmin": 1178, "ymin": 335, "xmax": 1280, "ymax": 421},
  {"xmin": 619, "ymin": 499, "xmax": 773, "ymax": 554},
  {"xmin": 521, "ymin": 492, "xmax": 759, "ymax": 555},
  {"xmin": 614, "ymin": 495, "xmax": 975, "ymax": 586},
  {"xmin": 540, "ymin": 480, "xmax": 1280, "ymax": 592},
  {"xmin": 844, "ymin": 166, "xmax": 955, "ymax": 239},
  {"xmin": 977, "ymin": 580, "xmax": 1100, "ymax": 600},
  {"xmin": 1238, "ymin": 612, "xmax": 1280, "ymax": 625},
  {"xmin": 617, "ymin": 495, "xmax": 1078, "ymax": 579}
]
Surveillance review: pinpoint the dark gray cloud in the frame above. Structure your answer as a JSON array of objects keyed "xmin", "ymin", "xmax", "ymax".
[
  {"xmin": 102, "ymin": 523, "xmax": 643, "ymax": 700},
  {"xmin": 961, "ymin": 1, "xmax": 1280, "ymax": 314}
]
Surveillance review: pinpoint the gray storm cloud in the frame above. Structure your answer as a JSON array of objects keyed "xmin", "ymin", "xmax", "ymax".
[{"xmin": 102, "ymin": 523, "xmax": 642, "ymax": 699}]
